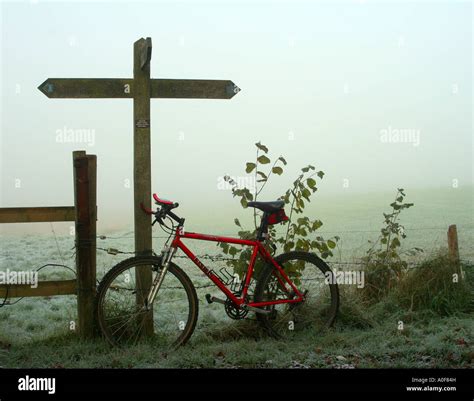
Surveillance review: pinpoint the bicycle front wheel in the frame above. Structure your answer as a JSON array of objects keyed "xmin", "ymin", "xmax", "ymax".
[
  {"xmin": 254, "ymin": 251, "xmax": 339, "ymax": 339},
  {"xmin": 96, "ymin": 256, "xmax": 198, "ymax": 348}
]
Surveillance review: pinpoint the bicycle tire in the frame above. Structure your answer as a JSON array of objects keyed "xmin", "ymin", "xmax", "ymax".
[
  {"xmin": 96, "ymin": 255, "xmax": 199, "ymax": 348},
  {"xmin": 254, "ymin": 251, "xmax": 339, "ymax": 338}
]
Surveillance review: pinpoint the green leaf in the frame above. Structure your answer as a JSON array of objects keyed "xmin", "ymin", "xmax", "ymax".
[
  {"xmin": 296, "ymin": 238, "xmax": 305, "ymax": 249},
  {"xmin": 240, "ymin": 198, "xmax": 248, "ymax": 208},
  {"xmin": 223, "ymin": 175, "xmax": 235, "ymax": 184},
  {"xmin": 278, "ymin": 156, "xmax": 287, "ymax": 165},
  {"xmin": 245, "ymin": 162, "xmax": 256, "ymax": 173},
  {"xmin": 390, "ymin": 237, "xmax": 401, "ymax": 249},
  {"xmin": 221, "ymin": 243, "xmax": 229, "ymax": 254},
  {"xmin": 297, "ymin": 217, "xmax": 309, "ymax": 226},
  {"xmin": 283, "ymin": 241, "xmax": 295, "ymax": 253},
  {"xmin": 312, "ymin": 220, "xmax": 323, "ymax": 230},
  {"xmin": 301, "ymin": 167, "xmax": 310, "ymax": 173},
  {"xmin": 272, "ymin": 166, "xmax": 283, "ymax": 175},
  {"xmin": 255, "ymin": 142, "xmax": 269, "ymax": 153},
  {"xmin": 234, "ymin": 218, "xmax": 241, "ymax": 227},
  {"xmin": 317, "ymin": 171, "xmax": 325, "ymax": 179},
  {"xmin": 307, "ymin": 178, "xmax": 316, "ymax": 188},
  {"xmin": 257, "ymin": 155, "xmax": 270, "ymax": 164},
  {"xmin": 327, "ymin": 240, "xmax": 336, "ymax": 249},
  {"xmin": 244, "ymin": 190, "xmax": 254, "ymax": 201},
  {"xmin": 257, "ymin": 171, "xmax": 267, "ymax": 179},
  {"xmin": 302, "ymin": 188, "xmax": 311, "ymax": 200}
]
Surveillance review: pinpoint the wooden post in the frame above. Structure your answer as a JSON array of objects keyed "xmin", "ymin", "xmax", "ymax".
[
  {"xmin": 73, "ymin": 151, "xmax": 97, "ymax": 338},
  {"xmin": 447, "ymin": 224, "xmax": 460, "ymax": 264},
  {"xmin": 133, "ymin": 38, "xmax": 154, "ymax": 335}
]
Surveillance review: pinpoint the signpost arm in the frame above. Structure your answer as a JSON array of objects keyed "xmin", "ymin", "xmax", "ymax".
[{"xmin": 133, "ymin": 37, "xmax": 154, "ymax": 336}]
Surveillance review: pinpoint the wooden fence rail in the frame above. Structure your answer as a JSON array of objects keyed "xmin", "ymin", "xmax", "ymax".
[
  {"xmin": 0, "ymin": 280, "xmax": 77, "ymax": 298},
  {"xmin": 0, "ymin": 206, "xmax": 75, "ymax": 223}
]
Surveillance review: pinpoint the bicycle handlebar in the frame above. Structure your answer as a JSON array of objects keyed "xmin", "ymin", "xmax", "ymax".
[
  {"xmin": 140, "ymin": 194, "xmax": 184, "ymax": 226},
  {"xmin": 153, "ymin": 193, "xmax": 174, "ymax": 206}
]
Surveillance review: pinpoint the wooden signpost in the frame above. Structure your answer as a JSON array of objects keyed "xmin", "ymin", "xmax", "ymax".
[{"xmin": 39, "ymin": 37, "xmax": 240, "ymax": 335}]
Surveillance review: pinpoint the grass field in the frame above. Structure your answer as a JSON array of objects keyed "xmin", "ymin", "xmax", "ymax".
[
  {"xmin": 0, "ymin": 257, "xmax": 472, "ymax": 369},
  {"xmin": 1, "ymin": 187, "xmax": 473, "ymax": 368}
]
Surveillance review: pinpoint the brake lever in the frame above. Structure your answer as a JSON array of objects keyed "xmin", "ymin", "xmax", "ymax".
[{"xmin": 153, "ymin": 210, "xmax": 166, "ymax": 226}]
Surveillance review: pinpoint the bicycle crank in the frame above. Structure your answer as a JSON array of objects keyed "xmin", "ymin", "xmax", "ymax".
[{"xmin": 205, "ymin": 294, "xmax": 271, "ymax": 315}]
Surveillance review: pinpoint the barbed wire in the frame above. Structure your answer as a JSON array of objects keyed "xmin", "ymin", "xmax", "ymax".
[
  {"xmin": 1, "ymin": 245, "xmax": 472, "ymax": 307},
  {"xmin": 1, "ymin": 224, "xmax": 472, "ymax": 260},
  {"xmin": 92, "ymin": 225, "xmax": 474, "ymax": 240}
]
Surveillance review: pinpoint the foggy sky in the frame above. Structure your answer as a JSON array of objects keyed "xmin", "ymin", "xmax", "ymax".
[{"xmin": 1, "ymin": 0, "xmax": 472, "ymax": 232}]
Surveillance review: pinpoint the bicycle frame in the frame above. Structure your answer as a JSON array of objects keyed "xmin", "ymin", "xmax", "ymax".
[{"xmin": 169, "ymin": 228, "xmax": 304, "ymax": 308}]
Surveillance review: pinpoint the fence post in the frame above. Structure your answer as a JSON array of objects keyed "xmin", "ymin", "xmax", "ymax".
[
  {"xmin": 73, "ymin": 151, "xmax": 97, "ymax": 338},
  {"xmin": 447, "ymin": 224, "xmax": 460, "ymax": 264}
]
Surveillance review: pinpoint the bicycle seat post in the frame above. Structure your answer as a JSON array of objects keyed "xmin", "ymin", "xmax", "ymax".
[{"xmin": 257, "ymin": 212, "xmax": 270, "ymax": 242}]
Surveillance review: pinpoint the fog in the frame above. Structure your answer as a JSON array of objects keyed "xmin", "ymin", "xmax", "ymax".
[{"xmin": 1, "ymin": 0, "xmax": 472, "ymax": 233}]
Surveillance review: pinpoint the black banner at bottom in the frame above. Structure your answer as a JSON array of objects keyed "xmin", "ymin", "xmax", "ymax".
[{"xmin": 1, "ymin": 368, "xmax": 472, "ymax": 401}]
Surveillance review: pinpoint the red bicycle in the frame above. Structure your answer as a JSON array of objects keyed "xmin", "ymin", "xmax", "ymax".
[{"xmin": 96, "ymin": 194, "xmax": 339, "ymax": 348}]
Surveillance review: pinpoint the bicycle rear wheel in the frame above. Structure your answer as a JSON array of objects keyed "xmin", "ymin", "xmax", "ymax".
[
  {"xmin": 96, "ymin": 256, "xmax": 198, "ymax": 348},
  {"xmin": 254, "ymin": 251, "xmax": 339, "ymax": 339}
]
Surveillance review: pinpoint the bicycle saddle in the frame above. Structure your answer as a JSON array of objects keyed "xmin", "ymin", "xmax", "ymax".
[{"xmin": 247, "ymin": 200, "xmax": 284, "ymax": 213}]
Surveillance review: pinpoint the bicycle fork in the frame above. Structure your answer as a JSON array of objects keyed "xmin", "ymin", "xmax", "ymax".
[{"xmin": 145, "ymin": 246, "xmax": 177, "ymax": 310}]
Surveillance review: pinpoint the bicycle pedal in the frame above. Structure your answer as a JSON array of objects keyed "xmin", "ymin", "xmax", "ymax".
[{"xmin": 205, "ymin": 294, "xmax": 227, "ymax": 305}]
